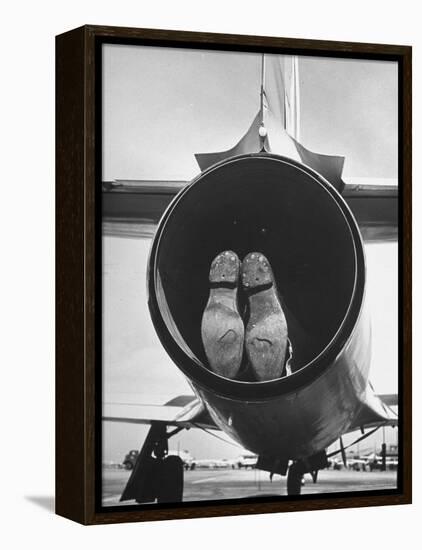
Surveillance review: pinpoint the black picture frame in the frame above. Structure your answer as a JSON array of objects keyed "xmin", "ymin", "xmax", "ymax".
[{"xmin": 56, "ymin": 25, "xmax": 412, "ymax": 525}]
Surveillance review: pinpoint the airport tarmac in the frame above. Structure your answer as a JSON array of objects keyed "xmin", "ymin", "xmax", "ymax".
[{"xmin": 102, "ymin": 467, "xmax": 398, "ymax": 506}]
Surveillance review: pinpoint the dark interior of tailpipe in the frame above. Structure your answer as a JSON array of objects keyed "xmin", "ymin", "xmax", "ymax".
[{"xmin": 152, "ymin": 156, "xmax": 357, "ymax": 376}]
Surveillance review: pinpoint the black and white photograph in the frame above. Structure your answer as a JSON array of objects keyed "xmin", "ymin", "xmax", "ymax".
[{"xmin": 101, "ymin": 43, "xmax": 400, "ymax": 508}]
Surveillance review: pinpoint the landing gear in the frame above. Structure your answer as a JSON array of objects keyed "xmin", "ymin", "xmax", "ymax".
[
  {"xmin": 287, "ymin": 451, "xmax": 327, "ymax": 495},
  {"xmin": 120, "ymin": 422, "xmax": 185, "ymax": 504},
  {"xmin": 157, "ymin": 455, "xmax": 184, "ymax": 503},
  {"xmin": 287, "ymin": 462, "xmax": 305, "ymax": 495}
]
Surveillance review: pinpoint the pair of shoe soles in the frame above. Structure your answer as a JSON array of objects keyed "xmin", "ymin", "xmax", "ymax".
[{"xmin": 201, "ymin": 251, "xmax": 288, "ymax": 381}]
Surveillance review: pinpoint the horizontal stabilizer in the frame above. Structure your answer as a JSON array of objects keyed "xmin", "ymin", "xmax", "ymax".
[{"xmin": 102, "ymin": 178, "xmax": 398, "ymax": 243}]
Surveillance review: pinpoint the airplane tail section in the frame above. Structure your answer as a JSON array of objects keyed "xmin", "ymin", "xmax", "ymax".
[{"xmin": 195, "ymin": 53, "xmax": 346, "ymax": 192}]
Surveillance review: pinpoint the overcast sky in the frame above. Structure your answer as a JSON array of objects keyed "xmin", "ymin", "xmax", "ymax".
[
  {"xmin": 103, "ymin": 44, "xmax": 398, "ymax": 182},
  {"xmin": 102, "ymin": 44, "xmax": 398, "ymax": 463}
]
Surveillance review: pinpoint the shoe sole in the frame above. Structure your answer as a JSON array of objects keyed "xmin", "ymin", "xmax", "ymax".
[
  {"xmin": 201, "ymin": 251, "xmax": 244, "ymax": 379},
  {"xmin": 242, "ymin": 252, "xmax": 288, "ymax": 381}
]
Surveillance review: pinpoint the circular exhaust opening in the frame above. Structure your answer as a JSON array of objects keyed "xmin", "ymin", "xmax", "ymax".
[{"xmin": 149, "ymin": 154, "xmax": 364, "ymax": 395}]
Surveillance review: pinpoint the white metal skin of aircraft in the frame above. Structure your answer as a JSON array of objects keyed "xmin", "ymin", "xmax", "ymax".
[{"xmin": 103, "ymin": 151, "xmax": 398, "ymax": 504}]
